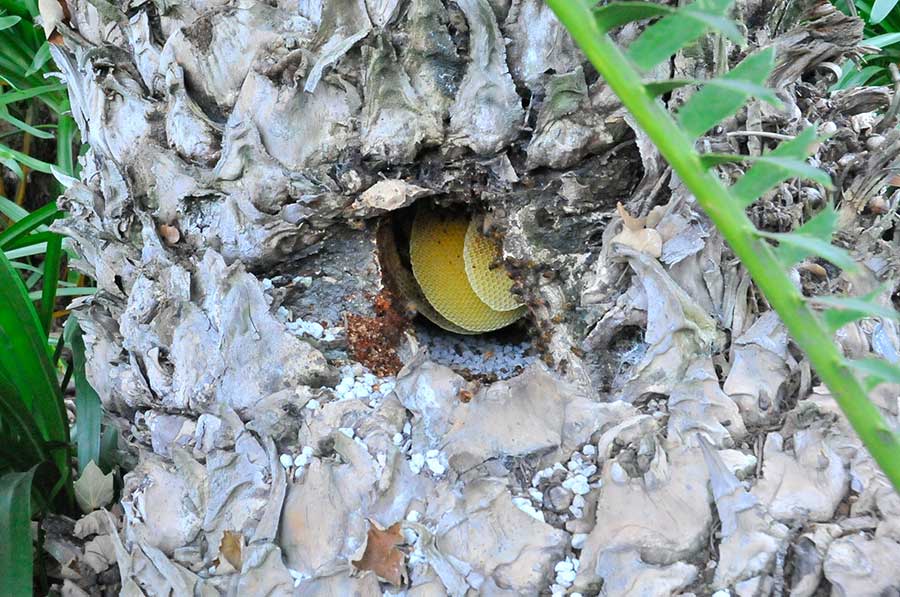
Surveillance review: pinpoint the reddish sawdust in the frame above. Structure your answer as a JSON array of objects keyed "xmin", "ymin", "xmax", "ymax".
[{"xmin": 345, "ymin": 291, "xmax": 409, "ymax": 377}]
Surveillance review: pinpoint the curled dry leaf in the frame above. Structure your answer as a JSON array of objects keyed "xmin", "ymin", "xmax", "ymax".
[
  {"xmin": 74, "ymin": 461, "xmax": 114, "ymax": 514},
  {"xmin": 158, "ymin": 223, "xmax": 181, "ymax": 245},
  {"xmin": 37, "ymin": 0, "xmax": 68, "ymax": 44},
  {"xmin": 798, "ymin": 261, "xmax": 828, "ymax": 278},
  {"xmin": 611, "ymin": 202, "xmax": 663, "ymax": 258},
  {"xmin": 219, "ymin": 530, "xmax": 244, "ymax": 571},
  {"xmin": 351, "ymin": 520, "xmax": 407, "ymax": 586}
]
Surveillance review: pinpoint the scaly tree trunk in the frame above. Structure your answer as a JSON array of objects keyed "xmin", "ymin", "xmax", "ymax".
[{"xmin": 49, "ymin": 0, "xmax": 900, "ymax": 595}]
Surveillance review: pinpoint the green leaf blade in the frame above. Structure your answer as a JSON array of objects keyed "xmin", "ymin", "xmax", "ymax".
[
  {"xmin": 593, "ymin": 2, "xmax": 675, "ymax": 33},
  {"xmin": 627, "ymin": 0, "xmax": 739, "ymax": 71},
  {"xmin": 730, "ymin": 127, "xmax": 824, "ymax": 206},
  {"xmin": 0, "ymin": 469, "xmax": 35, "ymax": 597},
  {"xmin": 871, "ymin": 0, "xmax": 900, "ymax": 25},
  {"xmin": 0, "ymin": 252, "xmax": 69, "ymax": 481},
  {"xmin": 677, "ymin": 47, "xmax": 778, "ymax": 138},
  {"xmin": 761, "ymin": 231, "xmax": 857, "ymax": 272},
  {"xmin": 64, "ymin": 318, "xmax": 103, "ymax": 474},
  {"xmin": 0, "ymin": 202, "xmax": 61, "ymax": 249},
  {"xmin": 814, "ymin": 292, "xmax": 900, "ymax": 334}
]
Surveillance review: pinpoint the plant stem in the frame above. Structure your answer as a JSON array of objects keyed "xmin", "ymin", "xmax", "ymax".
[{"xmin": 547, "ymin": 0, "xmax": 900, "ymax": 491}]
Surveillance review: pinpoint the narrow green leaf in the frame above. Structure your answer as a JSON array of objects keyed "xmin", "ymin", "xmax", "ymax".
[
  {"xmin": 0, "ymin": 252, "xmax": 69, "ymax": 480},
  {"xmin": 730, "ymin": 127, "xmax": 823, "ymax": 206},
  {"xmin": 677, "ymin": 48, "xmax": 779, "ymax": 137},
  {"xmin": 0, "ymin": 15, "xmax": 20, "ymax": 30},
  {"xmin": 849, "ymin": 358, "xmax": 900, "ymax": 391},
  {"xmin": 3, "ymin": 230, "xmax": 58, "ymax": 252},
  {"xmin": 864, "ymin": 32, "xmax": 900, "ymax": 49},
  {"xmin": 0, "ymin": 468, "xmax": 36, "ymax": 597},
  {"xmin": 4, "ymin": 242, "xmax": 48, "ymax": 260},
  {"xmin": 0, "ymin": 196, "xmax": 28, "ymax": 222},
  {"xmin": 701, "ymin": 153, "xmax": 832, "ymax": 187},
  {"xmin": 871, "ymin": 0, "xmax": 900, "ymax": 25},
  {"xmin": 55, "ymin": 115, "xmax": 77, "ymax": 179},
  {"xmin": 0, "ymin": 154, "xmax": 23, "ymax": 178},
  {"xmin": 759, "ymin": 230, "xmax": 857, "ymax": 272},
  {"xmin": 594, "ymin": 2, "xmax": 675, "ymax": 33},
  {"xmin": 0, "ymin": 104, "xmax": 54, "ymax": 139},
  {"xmin": 0, "ymin": 83, "xmax": 66, "ymax": 107},
  {"xmin": 0, "ymin": 203, "xmax": 60, "ymax": 249},
  {"xmin": 627, "ymin": 0, "xmax": 740, "ymax": 71},
  {"xmin": 831, "ymin": 64, "xmax": 883, "ymax": 91},
  {"xmin": 39, "ymin": 234, "xmax": 62, "ymax": 335},
  {"xmin": 27, "ymin": 286, "xmax": 96, "ymax": 301},
  {"xmin": 645, "ymin": 79, "xmax": 694, "ymax": 97},
  {"xmin": 647, "ymin": 77, "xmax": 781, "ymax": 107},
  {"xmin": 24, "ymin": 41, "xmax": 51, "ymax": 77},
  {"xmin": 0, "ymin": 143, "xmax": 53, "ymax": 174},
  {"xmin": 814, "ymin": 292, "xmax": 900, "ymax": 334},
  {"xmin": 63, "ymin": 318, "xmax": 102, "ymax": 474},
  {"xmin": 98, "ymin": 427, "xmax": 118, "ymax": 473},
  {"xmin": 771, "ymin": 203, "xmax": 838, "ymax": 267}
]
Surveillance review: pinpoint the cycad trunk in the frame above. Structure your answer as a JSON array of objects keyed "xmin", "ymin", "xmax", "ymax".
[{"xmin": 50, "ymin": 0, "xmax": 898, "ymax": 595}]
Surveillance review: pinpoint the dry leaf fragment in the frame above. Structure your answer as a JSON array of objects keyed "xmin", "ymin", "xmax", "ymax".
[
  {"xmin": 219, "ymin": 530, "xmax": 244, "ymax": 571},
  {"xmin": 351, "ymin": 520, "xmax": 407, "ymax": 586},
  {"xmin": 74, "ymin": 461, "xmax": 114, "ymax": 514},
  {"xmin": 798, "ymin": 261, "xmax": 827, "ymax": 278},
  {"xmin": 611, "ymin": 202, "xmax": 663, "ymax": 258},
  {"xmin": 159, "ymin": 223, "xmax": 181, "ymax": 245},
  {"xmin": 38, "ymin": 0, "xmax": 68, "ymax": 45}
]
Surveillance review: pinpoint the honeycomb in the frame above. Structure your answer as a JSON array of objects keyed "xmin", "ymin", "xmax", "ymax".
[
  {"xmin": 409, "ymin": 206, "xmax": 525, "ymax": 333},
  {"xmin": 378, "ymin": 219, "xmax": 470, "ymax": 335},
  {"xmin": 464, "ymin": 217, "xmax": 524, "ymax": 312}
]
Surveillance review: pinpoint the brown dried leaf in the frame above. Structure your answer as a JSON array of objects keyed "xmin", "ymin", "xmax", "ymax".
[
  {"xmin": 611, "ymin": 203, "xmax": 662, "ymax": 258},
  {"xmin": 351, "ymin": 520, "xmax": 406, "ymax": 586},
  {"xmin": 220, "ymin": 530, "xmax": 244, "ymax": 571},
  {"xmin": 159, "ymin": 223, "xmax": 181, "ymax": 245},
  {"xmin": 616, "ymin": 202, "xmax": 645, "ymax": 231},
  {"xmin": 37, "ymin": 0, "xmax": 67, "ymax": 44}
]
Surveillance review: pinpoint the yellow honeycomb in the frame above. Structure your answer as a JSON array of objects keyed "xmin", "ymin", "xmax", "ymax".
[
  {"xmin": 409, "ymin": 206, "xmax": 525, "ymax": 333},
  {"xmin": 378, "ymin": 221, "xmax": 470, "ymax": 335},
  {"xmin": 464, "ymin": 217, "xmax": 524, "ymax": 312}
]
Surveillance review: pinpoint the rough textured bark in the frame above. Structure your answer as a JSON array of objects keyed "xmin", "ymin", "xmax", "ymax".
[{"xmin": 47, "ymin": 0, "xmax": 900, "ymax": 595}]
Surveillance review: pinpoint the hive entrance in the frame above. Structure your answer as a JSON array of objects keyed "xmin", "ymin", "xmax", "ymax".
[{"xmin": 378, "ymin": 203, "xmax": 535, "ymax": 380}]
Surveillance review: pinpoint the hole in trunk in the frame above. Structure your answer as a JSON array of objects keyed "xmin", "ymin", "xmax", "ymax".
[{"xmin": 377, "ymin": 201, "xmax": 537, "ymax": 381}]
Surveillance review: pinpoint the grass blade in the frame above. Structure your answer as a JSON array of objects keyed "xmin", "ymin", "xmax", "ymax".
[
  {"xmin": 0, "ymin": 196, "xmax": 29, "ymax": 221},
  {"xmin": 39, "ymin": 234, "xmax": 62, "ymax": 335},
  {"xmin": 0, "ymin": 252, "xmax": 69, "ymax": 482},
  {"xmin": 0, "ymin": 143, "xmax": 53, "ymax": 174},
  {"xmin": 0, "ymin": 203, "xmax": 60, "ymax": 249},
  {"xmin": 0, "ymin": 104, "xmax": 54, "ymax": 139},
  {"xmin": 0, "ymin": 468, "xmax": 36, "ymax": 596},
  {"xmin": 871, "ymin": 0, "xmax": 900, "ymax": 24},
  {"xmin": 24, "ymin": 41, "xmax": 50, "ymax": 77},
  {"xmin": 0, "ymin": 84, "xmax": 66, "ymax": 107},
  {"xmin": 64, "ymin": 318, "xmax": 102, "ymax": 473}
]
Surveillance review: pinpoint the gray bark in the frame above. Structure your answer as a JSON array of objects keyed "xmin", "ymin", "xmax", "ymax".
[{"xmin": 48, "ymin": 0, "xmax": 900, "ymax": 595}]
